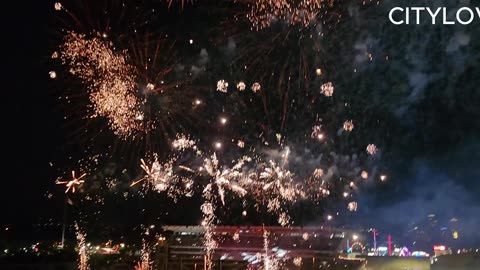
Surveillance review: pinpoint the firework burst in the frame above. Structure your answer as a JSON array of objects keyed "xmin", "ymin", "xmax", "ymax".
[
  {"xmin": 54, "ymin": 2, "xmax": 201, "ymax": 153},
  {"xmin": 56, "ymin": 170, "xmax": 86, "ymax": 193},
  {"xmin": 246, "ymin": 0, "xmax": 336, "ymax": 30}
]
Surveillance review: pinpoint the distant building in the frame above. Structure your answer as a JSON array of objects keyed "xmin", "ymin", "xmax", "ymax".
[{"xmin": 155, "ymin": 226, "xmax": 365, "ymax": 269}]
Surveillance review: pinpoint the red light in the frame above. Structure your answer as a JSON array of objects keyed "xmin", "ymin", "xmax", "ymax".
[{"xmin": 434, "ymin": 245, "xmax": 446, "ymax": 251}]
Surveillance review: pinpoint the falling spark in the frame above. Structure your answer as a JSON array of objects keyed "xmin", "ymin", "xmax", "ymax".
[
  {"xmin": 251, "ymin": 82, "xmax": 261, "ymax": 93},
  {"xmin": 380, "ymin": 174, "xmax": 387, "ymax": 181},
  {"xmin": 146, "ymin": 83, "xmax": 155, "ymax": 91},
  {"xmin": 313, "ymin": 168, "xmax": 324, "ymax": 178},
  {"xmin": 49, "ymin": 71, "xmax": 57, "ymax": 79},
  {"xmin": 237, "ymin": 140, "xmax": 245, "ymax": 148},
  {"xmin": 311, "ymin": 125, "xmax": 324, "ymax": 140},
  {"xmin": 231, "ymin": 232, "xmax": 240, "ymax": 241},
  {"xmin": 56, "ymin": 171, "xmax": 86, "ymax": 193},
  {"xmin": 275, "ymin": 134, "xmax": 283, "ymax": 146},
  {"xmin": 216, "ymin": 80, "xmax": 228, "ymax": 92},
  {"xmin": 54, "ymin": 2, "xmax": 63, "ymax": 11},
  {"xmin": 320, "ymin": 82, "xmax": 334, "ymax": 97},
  {"xmin": 172, "ymin": 133, "xmax": 196, "ymax": 151},
  {"xmin": 348, "ymin": 201, "xmax": 358, "ymax": 211},
  {"xmin": 51, "ymin": 51, "xmax": 59, "ymax": 59},
  {"xmin": 315, "ymin": 68, "xmax": 322, "ymax": 76},
  {"xmin": 135, "ymin": 113, "xmax": 144, "ymax": 121},
  {"xmin": 361, "ymin": 170, "xmax": 369, "ymax": 179},
  {"xmin": 343, "ymin": 120, "xmax": 354, "ymax": 132},
  {"xmin": 366, "ymin": 144, "xmax": 378, "ymax": 155},
  {"xmin": 236, "ymin": 81, "xmax": 246, "ymax": 91},
  {"xmin": 293, "ymin": 257, "xmax": 303, "ymax": 266}
]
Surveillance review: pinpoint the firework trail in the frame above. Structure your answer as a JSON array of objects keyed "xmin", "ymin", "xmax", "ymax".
[
  {"xmin": 261, "ymin": 227, "xmax": 281, "ymax": 270},
  {"xmin": 75, "ymin": 223, "xmax": 89, "ymax": 270},
  {"xmin": 200, "ymin": 200, "xmax": 217, "ymax": 270},
  {"xmin": 139, "ymin": 236, "xmax": 153, "ymax": 270}
]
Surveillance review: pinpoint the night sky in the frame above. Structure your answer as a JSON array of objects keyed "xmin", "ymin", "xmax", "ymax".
[{"xmin": 4, "ymin": 0, "xmax": 480, "ymax": 248}]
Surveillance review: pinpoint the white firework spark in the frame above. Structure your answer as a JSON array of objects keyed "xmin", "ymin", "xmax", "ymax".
[
  {"xmin": 251, "ymin": 82, "xmax": 261, "ymax": 93},
  {"xmin": 343, "ymin": 120, "xmax": 354, "ymax": 132},
  {"xmin": 216, "ymin": 80, "xmax": 229, "ymax": 93},
  {"xmin": 366, "ymin": 144, "xmax": 378, "ymax": 155},
  {"xmin": 236, "ymin": 81, "xmax": 246, "ymax": 91},
  {"xmin": 320, "ymin": 82, "xmax": 334, "ymax": 97},
  {"xmin": 54, "ymin": 2, "xmax": 63, "ymax": 11}
]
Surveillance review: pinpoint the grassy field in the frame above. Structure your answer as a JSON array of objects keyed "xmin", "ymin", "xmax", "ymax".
[{"xmin": 363, "ymin": 256, "xmax": 430, "ymax": 270}]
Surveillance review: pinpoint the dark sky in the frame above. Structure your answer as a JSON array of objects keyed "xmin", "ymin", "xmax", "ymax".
[
  {"xmin": 4, "ymin": 1, "xmax": 61, "ymax": 223},
  {"xmin": 4, "ymin": 0, "xmax": 480, "ymax": 248}
]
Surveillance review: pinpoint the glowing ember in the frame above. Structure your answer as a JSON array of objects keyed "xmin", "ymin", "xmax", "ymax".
[{"xmin": 49, "ymin": 71, "xmax": 57, "ymax": 79}]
